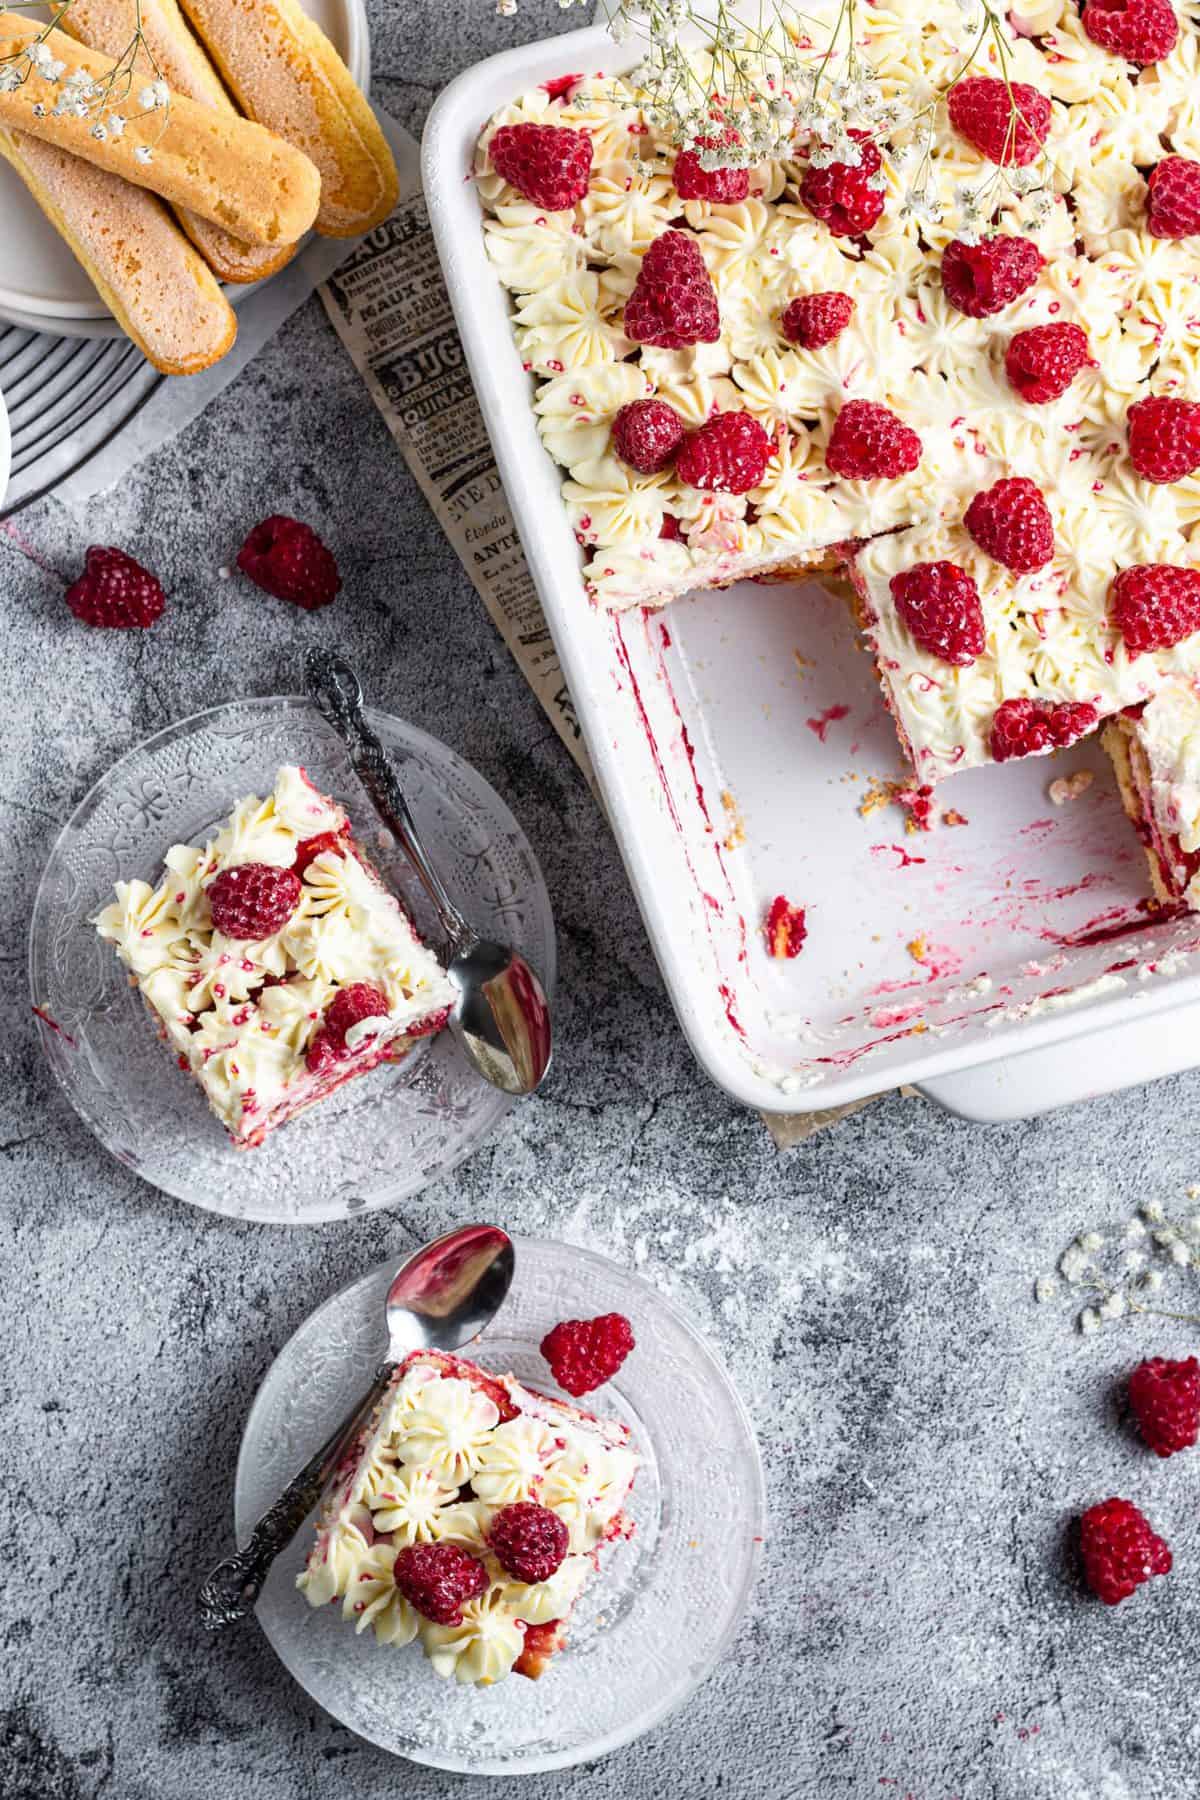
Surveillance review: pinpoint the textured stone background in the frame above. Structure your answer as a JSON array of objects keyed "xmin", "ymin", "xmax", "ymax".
[{"xmin": 3, "ymin": 4, "xmax": 1200, "ymax": 1797}]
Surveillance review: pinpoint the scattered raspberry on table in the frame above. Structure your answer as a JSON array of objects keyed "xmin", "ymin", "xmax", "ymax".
[
  {"xmin": 1128, "ymin": 1355, "xmax": 1200, "ymax": 1457},
  {"xmin": 1079, "ymin": 1497, "xmax": 1172, "ymax": 1605}
]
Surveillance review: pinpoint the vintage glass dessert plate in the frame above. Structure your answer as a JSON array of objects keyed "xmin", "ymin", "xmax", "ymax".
[
  {"xmin": 235, "ymin": 1238, "xmax": 765, "ymax": 1774},
  {"xmin": 29, "ymin": 697, "xmax": 554, "ymax": 1221}
]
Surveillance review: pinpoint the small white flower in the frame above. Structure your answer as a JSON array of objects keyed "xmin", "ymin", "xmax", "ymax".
[
  {"xmin": 29, "ymin": 40, "xmax": 52, "ymax": 67},
  {"xmin": 1142, "ymin": 1269, "xmax": 1165, "ymax": 1292},
  {"xmin": 134, "ymin": 143, "xmax": 153, "ymax": 164},
  {"xmin": 65, "ymin": 66, "xmax": 93, "ymax": 90},
  {"xmin": 1121, "ymin": 1217, "xmax": 1147, "ymax": 1243},
  {"xmin": 1098, "ymin": 1291, "xmax": 1126, "ymax": 1321},
  {"xmin": 1119, "ymin": 1249, "xmax": 1147, "ymax": 1274},
  {"xmin": 31, "ymin": 100, "xmax": 44, "ymax": 117},
  {"xmin": 496, "ymin": 0, "xmax": 517, "ymax": 14},
  {"xmin": 1080, "ymin": 1231, "xmax": 1104, "ymax": 1253},
  {"xmin": 1142, "ymin": 1200, "xmax": 1166, "ymax": 1223},
  {"xmin": 1060, "ymin": 1243, "xmax": 1092, "ymax": 1283},
  {"xmin": 1170, "ymin": 1240, "xmax": 1190, "ymax": 1266},
  {"xmin": 1153, "ymin": 1227, "xmax": 1177, "ymax": 1246},
  {"xmin": 137, "ymin": 83, "xmax": 160, "ymax": 110},
  {"xmin": 0, "ymin": 65, "xmax": 18, "ymax": 94},
  {"xmin": 1079, "ymin": 1307, "xmax": 1101, "ymax": 1335},
  {"xmin": 1035, "ymin": 1275, "xmax": 1057, "ymax": 1302},
  {"xmin": 108, "ymin": 112, "xmax": 126, "ymax": 137},
  {"xmin": 43, "ymin": 57, "xmax": 65, "ymax": 82},
  {"xmin": 90, "ymin": 120, "xmax": 107, "ymax": 140}
]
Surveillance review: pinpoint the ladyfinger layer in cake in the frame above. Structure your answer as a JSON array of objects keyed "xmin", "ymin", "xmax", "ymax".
[
  {"xmin": 0, "ymin": 128, "xmax": 236, "ymax": 374},
  {"xmin": 0, "ymin": 13, "xmax": 320, "ymax": 246},
  {"xmin": 59, "ymin": 0, "xmax": 298, "ymax": 282},
  {"xmin": 1104, "ymin": 680, "xmax": 1200, "ymax": 911},
  {"xmin": 178, "ymin": 0, "xmax": 398, "ymax": 235}
]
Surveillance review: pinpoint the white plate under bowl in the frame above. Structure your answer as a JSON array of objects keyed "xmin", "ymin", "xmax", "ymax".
[
  {"xmin": 0, "ymin": 0, "xmax": 369, "ymax": 327},
  {"xmin": 235, "ymin": 1239, "xmax": 765, "ymax": 1774},
  {"xmin": 28, "ymin": 695, "xmax": 555, "ymax": 1222}
]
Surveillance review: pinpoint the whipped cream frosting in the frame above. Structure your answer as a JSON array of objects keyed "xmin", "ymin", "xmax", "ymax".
[
  {"xmin": 298, "ymin": 1354, "xmax": 638, "ymax": 1685},
  {"xmin": 478, "ymin": 7, "xmax": 1200, "ymax": 778},
  {"xmin": 94, "ymin": 767, "xmax": 455, "ymax": 1140}
]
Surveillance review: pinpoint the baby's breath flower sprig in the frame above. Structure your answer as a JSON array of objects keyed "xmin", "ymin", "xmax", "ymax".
[
  {"xmin": 596, "ymin": 0, "xmax": 1054, "ymax": 240},
  {"xmin": 1036, "ymin": 1194, "xmax": 1200, "ymax": 1334},
  {"xmin": 0, "ymin": 0, "xmax": 171, "ymax": 161}
]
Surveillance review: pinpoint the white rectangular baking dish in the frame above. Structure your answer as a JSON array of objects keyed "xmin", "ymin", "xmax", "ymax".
[{"xmin": 423, "ymin": 22, "xmax": 1200, "ymax": 1120}]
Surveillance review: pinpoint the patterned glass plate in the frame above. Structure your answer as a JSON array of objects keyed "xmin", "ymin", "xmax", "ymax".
[
  {"xmin": 29, "ymin": 697, "xmax": 555, "ymax": 1222},
  {"xmin": 235, "ymin": 1238, "xmax": 765, "ymax": 1773}
]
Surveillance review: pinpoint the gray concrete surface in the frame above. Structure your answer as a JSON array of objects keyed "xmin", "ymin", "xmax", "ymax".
[{"xmin": 3, "ymin": 4, "xmax": 1200, "ymax": 1797}]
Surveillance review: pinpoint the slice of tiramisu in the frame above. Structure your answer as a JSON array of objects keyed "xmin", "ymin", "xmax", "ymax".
[
  {"xmin": 94, "ymin": 766, "xmax": 455, "ymax": 1146},
  {"xmin": 297, "ymin": 1349, "xmax": 638, "ymax": 1683}
]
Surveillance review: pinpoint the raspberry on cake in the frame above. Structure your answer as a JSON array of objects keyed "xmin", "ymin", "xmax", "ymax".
[
  {"xmin": 93, "ymin": 767, "xmax": 455, "ymax": 1147},
  {"xmin": 297, "ymin": 1349, "xmax": 638, "ymax": 1683}
]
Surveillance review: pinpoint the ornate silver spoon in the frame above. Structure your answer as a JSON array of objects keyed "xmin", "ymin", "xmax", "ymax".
[
  {"xmin": 304, "ymin": 647, "xmax": 552, "ymax": 1097},
  {"xmin": 198, "ymin": 1223, "xmax": 515, "ymax": 1627}
]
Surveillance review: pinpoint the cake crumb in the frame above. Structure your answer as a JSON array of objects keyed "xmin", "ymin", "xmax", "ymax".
[
  {"xmin": 720, "ymin": 790, "xmax": 746, "ymax": 850},
  {"xmin": 792, "ymin": 650, "xmax": 812, "ymax": 680},
  {"xmin": 907, "ymin": 934, "xmax": 929, "ymax": 964},
  {"xmin": 765, "ymin": 895, "xmax": 807, "ymax": 958},
  {"xmin": 942, "ymin": 807, "xmax": 969, "ymax": 828},
  {"xmin": 1049, "ymin": 769, "xmax": 1093, "ymax": 805}
]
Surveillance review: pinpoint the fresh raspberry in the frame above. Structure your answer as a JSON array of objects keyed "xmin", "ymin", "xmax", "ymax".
[
  {"xmin": 207, "ymin": 862, "xmax": 302, "ymax": 939},
  {"xmin": 672, "ymin": 136, "xmax": 750, "ymax": 204},
  {"xmin": 890, "ymin": 561, "xmax": 986, "ymax": 665},
  {"xmin": 676, "ymin": 411, "xmax": 772, "ymax": 493},
  {"xmin": 1128, "ymin": 1356, "xmax": 1200, "ymax": 1457},
  {"xmin": 488, "ymin": 122, "xmax": 593, "ymax": 210},
  {"xmin": 781, "ymin": 291, "xmax": 855, "ymax": 349},
  {"xmin": 1109, "ymin": 563, "xmax": 1200, "ymax": 655},
  {"xmin": 393, "ymin": 1543, "xmax": 489, "ymax": 1625},
  {"xmin": 624, "ymin": 230, "xmax": 721, "ymax": 349},
  {"xmin": 306, "ymin": 981, "xmax": 390, "ymax": 1073},
  {"xmin": 990, "ymin": 697, "xmax": 1098, "ymax": 761},
  {"xmin": 293, "ymin": 830, "xmax": 346, "ymax": 877},
  {"xmin": 964, "ymin": 477, "xmax": 1054, "ymax": 573},
  {"xmin": 1128, "ymin": 395, "xmax": 1200, "ymax": 482},
  {"xmin": 800, "ymin": 132, "xmax": 886, "ymax": 238},
  {"xmin": 1079, "ymin": 1498, "xmax": 1171, "ymax": 1605},
  {"xmin": 826, "ymin": 400, "xmax": 922, "ymax": 480},
  {"xmin": 236, "ymin": 516, "xmax": 340, "ymax": 611},
  {"xmin": 1082, "ymin": 0, "xmax": 1178, "ymax": 64},
  {"xmin": 941, "ymin": 235, "xmax": 1044, "ymax": 318},
  {"xmin": 65, "ymin": 546, "xmax": 165, "ymax": 629},
  {"xmin": 765, "ymin": 896, "xmax": 807, "ymax": 958},
  {"xmin": 947, "ymin": 76, "xmax": 1051, "ymax": 166},
  {"xmin": 487, "ymin": 1502, "xmax": 570, "ymax": 1584},
  {"xmin": 1146, "ymin": 156, "xmax": 1200, "ymax": 239},
  {"xmin": 1005, "ymin": 323, "xmax": 1092, "ymax": 403},
  {"xmin": 540, "ymin": 1312, "xmax": 635, "ymax": 1395},
  {"xmin": 611, "ymin": 399, "xmax": 686, "ymax": 473}
]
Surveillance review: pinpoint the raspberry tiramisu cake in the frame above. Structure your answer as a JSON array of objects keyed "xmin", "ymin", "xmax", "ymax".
[
  {"xmin": 297, "ymin": 1349, "xmax": 638, "ymax": 1683},
  {"xmin": 94, "ymin": 766, "xmax": 454, "ymax": 1146},
  {"xmin": 475, "ymin": 6, "xmax": 1200, "ymax": 790}
]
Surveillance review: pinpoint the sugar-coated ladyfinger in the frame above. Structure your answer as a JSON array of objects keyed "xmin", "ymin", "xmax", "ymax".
[
  {"xmin": 176, "ymin": 0, "xmax": 398, "ymax": 236},
  {"xmin": 0, "ymin": 14, "xmax": 320, "ymax": 247},
  {"xmin": 0, "ymin": 128, "xmax": 237, "ymax": 374},
  {"xmin": 58, "ymin": 0, "xmax": 297, "ymax": 282}
]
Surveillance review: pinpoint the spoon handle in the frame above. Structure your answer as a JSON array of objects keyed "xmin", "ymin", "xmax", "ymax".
[
  {"xmin": 304, "ymin": 648, "xmax": 475, "ymax": 950},
  {"xmin": 197, "ymin": 1360, "xmax": 393, "ymax": 1628}
]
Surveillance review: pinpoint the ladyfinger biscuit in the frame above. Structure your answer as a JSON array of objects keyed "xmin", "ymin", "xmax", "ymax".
[
  {"xmin": 0, "ymin": 14, "xmax": 320, "ymax": 246},
  {"xmin": 176, "ymin": 0, "xmax": 398, "ymax": 236},
  {"xmin": 0, "ymin": 128, "xmax": 236, "ymax": 374},
  {"xmin": 59, "ymin": 0, "xmax": 297, "ymax": 282}
]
